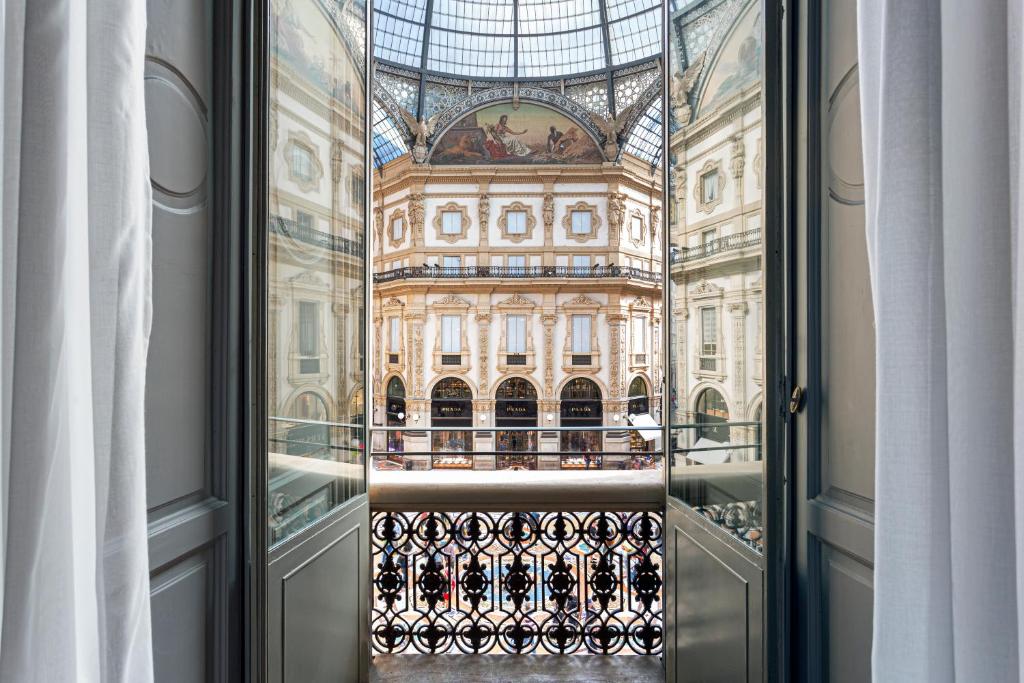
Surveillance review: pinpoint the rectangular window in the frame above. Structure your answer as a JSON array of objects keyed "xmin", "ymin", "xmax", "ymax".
[
  {"xmin": 632, "ymin": 216, "xmax": 644, "ymax": 241},
  {"xmin": 702, "ymin": 228, "xmax": 717, "ymax": 245},
  {"xmin": 571, "ymin": 210, "xmax": 591, "ymax": 234},
  {"xmin": 298, "ymin": 301, "xmax": 319, "ymax": 370},
  {"xmin": 572, "ymin": 315, "xmax": 591, "ymax": 354},
  {"xmin": 391, "ymin": 217, "xmax": 403, "ymax": 241},
  {"xmin": 572, "ymin": 255, "xmax": 590, "ymax": 270},
  {"xmin": 701, "ymin": 170, "xmax": 719, "ymax": 203},
  {"xmin": 633, "ymin": 316, "xmax": 646, "ymax": 352},
  {"xmin": 441, "ymin": 315, "xmax": 461, "ymax": 353},
  {"xmin": 291, "ymin": 145, "xmax": 313, "ymax": 181},
  {"xmin": 506, "ymin": 315, "xmax": 526, "ymax": 354},
  {"xmin": 701, "ymin": 307, "xmax": 717, "ymax": 356},
  {"xmin": 507, "ymin": 255, "xmax": 526, "ymax": 273},
  {"xmin": 442, "ymin": 255, "xmax": 461, "ymax": 269},
  {"xmin": 506, "ymin": 210, "xmax": 527, "ymax": 234},
  {"xmin": 296, "ymin": 210, "xmax": 314, "ymax": 231},
  {"xmin": 442, "ymin": 210, "xmax": 462, "ymax": 234},
  {"xmin": 389, "ymin": 317, "xmax": 400, "ymax": 353}
]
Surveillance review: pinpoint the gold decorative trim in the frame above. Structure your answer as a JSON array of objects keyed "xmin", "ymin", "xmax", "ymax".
[
  {"xmin": 562, "ymin": 201, "xmax": 602, "ymax": 243},
  {"xmin": 694, "ymin": 159, "xmax": 725, "ymax": 214},
  {"xmin": 497, "ymin": 202, "xmax": 537, "ymax": 243}
]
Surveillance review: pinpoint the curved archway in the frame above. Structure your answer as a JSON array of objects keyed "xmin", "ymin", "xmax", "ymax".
[
  {"xmin": 627, "ymin": 376, "xmax": 655, "ymax": 458},
  {"xmin": 385, "ymin": 376, "xmax": 407, "ymax": 454},
  {"xmin": 559, "ymin": 377, "xmax": 604, "ymax": 468},
  {"xmin": 430, "ymin": 377, "xmax": 474, "ymax": 468},
  {"xmin": 280, "ymin": 391, "xmax": 332, "ymax": 459},
  {"xmin": 627, "ymin": 376, "xmax": 650, "ymax": 416},
  {"xmin": 695, "ymin": 387, "xmax": 730, "ymax": 443},
  {"xmin": 494, "ymin": 377, "xmax": 539, "ymax": 469}
]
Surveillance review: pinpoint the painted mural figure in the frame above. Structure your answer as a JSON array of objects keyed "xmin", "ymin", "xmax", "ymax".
[
  {"xmin": 486, "ymin": 115, "xmax": 532, "ymax": 158},
  {"xmin": 547, "ymin": 126, "xmax": 563, "ymax": 152}
]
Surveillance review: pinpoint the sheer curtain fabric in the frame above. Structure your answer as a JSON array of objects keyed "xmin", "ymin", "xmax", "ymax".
[
  {"xmin": 0, "ymin": 0, "xmax": 154, "ymax": 680},
  {"xmin": 859, "ymin": 0, "xmax": 1024, "ymax": 679}
]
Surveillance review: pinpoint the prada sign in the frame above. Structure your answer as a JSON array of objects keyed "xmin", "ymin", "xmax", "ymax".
[
  {"xmin": 431, "ymin": 399, "xmax": 472, "ymax": 426},
  {"xmin": 560, "ymin": 400, "xmax": 603, "ymax": 424},
  {"xmin": 496, "ymin": 399, "xmax": 538, "ymax": 422}
]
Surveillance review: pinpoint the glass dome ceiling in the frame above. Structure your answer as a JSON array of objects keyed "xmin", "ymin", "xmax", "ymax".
[{"xmin": 374, "ymin": 0, "xmax": 661, "ymax": 80}]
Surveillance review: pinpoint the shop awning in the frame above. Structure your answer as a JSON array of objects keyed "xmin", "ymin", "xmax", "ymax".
[{"xmin": 627, "ymin": 413, "xmax": 660, "ymax": 441}]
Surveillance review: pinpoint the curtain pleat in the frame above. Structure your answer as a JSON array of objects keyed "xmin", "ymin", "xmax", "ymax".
[
  {"xmin": 0, "ymin": 0, "xmax": 153, "ymax": 680},
  {"xmin": 860, "ymin": 0, "xmax": 1024, "ymax": 679}
]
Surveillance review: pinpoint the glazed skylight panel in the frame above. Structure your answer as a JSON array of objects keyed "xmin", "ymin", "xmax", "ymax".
[
  {"xmin": 518, "ymin": 28, "xmax": 605, "ymax": 78},
  {"xmin": 374, "ymin": 12, "xmax": 424, "ymax": 67},
  {"xmin": 622, "ymin": 99, "xmax": 661, "ymax": 165},
  {"xmin": 371, "ymin": 104, "xmax": 408, "ymax": 168},
  {"xmin": 374, "ymin": 0, "xmax": 427, "ymax": 22},
  {"xmin": 517, "ymin": 0, "xmax": 602, "ymax": 34},
  {"xmin": 608, "ymin": 8, "xmax": 660, "ymax": 65},
  {"xmin": 604, "ymin": 0, "xmax": 660, "ymax": 21},
  {"xmin": 427, "ymin": 30, "xmax": 514, "ymax": 78},
  {"xmin": 431, "ymin": 0, "xmax": 514, "ymax": 33}
]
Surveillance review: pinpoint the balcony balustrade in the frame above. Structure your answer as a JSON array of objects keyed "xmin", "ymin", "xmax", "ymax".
[
  {"xmin": 673, "ymin": 228, "xmax": 761, "ymax": 263},
  {"xmin": 270, "ymin": 215, "xmax": 364, "ymax": 256},
  {"xmin": 373, "ymin": 264, "xmax": 661, "ymax": 284}
]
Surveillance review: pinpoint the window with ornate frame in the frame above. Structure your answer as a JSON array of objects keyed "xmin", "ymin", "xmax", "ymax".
[
  {"xmin": 431, "ymin": 293, "xmax": 472, "ymax": 372},
  {"xmin": 497, "ymin": 202, "xmax": 537, "ymax": 243},
  {"xmin": 496, "ymin": 293, "xmax": 537, "ymax": 372},
  {"xmin": 562, "ymin": 201, "xmax": 601, "ymax": 242},
  {"xmin": 695, "ymin": 159, "xmax": 726, "ymax": 213},
  {"xmin": 387, "ymin": 209, "xmax": 406, "ymax": 246},
  {"xmin": 433, "ymin": 202, "xmax": 470, "ymax": 243},
  {"xmin": 560, "ymin": 294, "xmax": 602, "ymax": 372},
  {"xmin": 284, "ymin": 131, "xmax": 323, "ymax": 193}
]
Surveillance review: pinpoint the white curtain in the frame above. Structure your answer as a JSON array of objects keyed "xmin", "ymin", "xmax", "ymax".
[
  {"xmin": 0, "ymin": 1, "xmax": 153, "ymax": 681},
  {"xmin": 859, "ymin": 0, "xmax": 1024, "ymax": 679}
]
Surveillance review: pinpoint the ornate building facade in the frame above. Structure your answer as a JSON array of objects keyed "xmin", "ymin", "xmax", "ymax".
[
  {"xmin": 371, "ymin": 150, "xmax": 663, "ymax": 470},
  {"xmin": 669, "ymin": 0, "xmax": 764, "ymax": 458}
]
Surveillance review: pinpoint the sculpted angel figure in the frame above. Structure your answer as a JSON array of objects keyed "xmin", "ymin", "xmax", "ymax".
[{"xmin": 398, "ymin": 107, "xmax": 439, "ymax": 148}]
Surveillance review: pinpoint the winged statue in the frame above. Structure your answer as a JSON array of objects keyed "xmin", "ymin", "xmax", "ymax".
[
  {"xmin": 589, "ymin": 98, "xmax": 644, "ymax": 160},
  {"xmin": 397, "ymin": 107, "xmax": 440, "ymax": 148},
  {"xmin": 671, "ymin": 51, "xmax": 707, "ymax": 125}
]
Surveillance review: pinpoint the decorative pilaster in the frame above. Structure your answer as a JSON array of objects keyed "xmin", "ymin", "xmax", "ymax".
[
  {"xmin": 374, "ymin": 206, "xmax": 384, "ymax": 256},
  {"xmin": 650, "ymin": 205, "xmax": 660, "ymax": 244},
  {"xmin": 373, "ymin": 314, "xmax": 383, "ymax": 394},
  {"xmin": 477, "ymin": 312, "xmax": 491, "ymax": 396},
  {"xmin": 607, "ymin": 193, "xmax": 626, "ymax": 246},
  {"xmin": 479, "ymin": 194, "xmax": 490, "ymax": 248},
  {"xmin": 408, "ymin": 193, "xmax": 425, "ymax": 248},
  {"xmin": 542, "ymin": 193, "xmax": 554, "ymax": 243},
  {"xmin": 673, "ymin": 306, "xmax": 689, "ymax": 423},
  {"xmin": 607, "ymin": 313, "xmax": 627, "ymax": 399},
  {"xmin": 730, "ymin": 302, "xmax": 748, "ymax": 411},
  {"xmin": 409, "ymin": 314, "xmax": 425, "ymax": 398},
  {"xmin": 652, "ymin": 314, "xmax": 662, "ymax": 389},
  {"xmin": 542, "ymin": 313, "xmax": 557, "ymax": 399}
]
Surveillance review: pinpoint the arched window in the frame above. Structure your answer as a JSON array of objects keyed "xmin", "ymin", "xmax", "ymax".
[
  {"xmin": 430, "ymin": 377, "xmax": 473, "ymax": 467},
  {"xmin": 627, "ymin": 376, "xmax": 649, "ymax": 416},
  {"xmin": 495, "ymin": 378, "xmax": 539, "ymax": 468},
  {"xmin": 696, "ymin": 388, "xmax": 730, "ymax": 443},
  {"xmin": 284, "ymin": 391, "xmax": 330, "ymax": 458},
  {"xmin": 385, "ymin": 377, "xmax": 406, "ymax": 453},
  {"xmin": 559, "ymin": 378, "xmax": 603, "ymax": 468}
]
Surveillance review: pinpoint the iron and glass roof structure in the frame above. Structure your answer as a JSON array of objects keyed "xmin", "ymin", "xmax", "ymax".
[{"xmin": 370, "ymin": 0, "xmax": 665, "ymax": 167}]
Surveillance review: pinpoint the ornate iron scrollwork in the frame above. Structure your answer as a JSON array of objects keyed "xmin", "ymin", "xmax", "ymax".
[{"xmin": 371, "ymin": 510, "xmax": 663, "ymax": 656}]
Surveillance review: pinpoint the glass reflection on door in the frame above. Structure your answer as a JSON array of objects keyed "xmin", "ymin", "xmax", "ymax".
[
  {"xmin": 668, "ymin": 0, "xmax": 765, "ymax": 554},
  {"xmin": 266, "ymin": 0, "xmax": 367, "ymax": 546}
]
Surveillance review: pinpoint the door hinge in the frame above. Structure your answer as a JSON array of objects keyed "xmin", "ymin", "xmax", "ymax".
[{"xmin": 788, "ymin": 385, "xmax": 805, "ymax": 414}]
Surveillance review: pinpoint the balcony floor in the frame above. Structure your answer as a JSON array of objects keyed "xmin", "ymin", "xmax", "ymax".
[{"xmin": 370, "ymin": 655, "xmax": 663, "ymax": 683}]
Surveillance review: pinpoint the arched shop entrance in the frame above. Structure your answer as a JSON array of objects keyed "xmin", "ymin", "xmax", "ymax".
[
  {"xmin": 696, "ymin": 387, "xmax": 730, "ymax": 443},
  {"xmin": 559, "ymin": 377, "xmax": 603, "ymax": 469},
  {"xmin": 385, "ymin": 376, "xmax": 406, "ymax": 455},
  {"xmin": 627, "ymin": 377, "xmax": 655, "ymax": 459},
  {"xmin": 430, "ymin": 377, "xmax": 473, "ymax": 469},
  {"xmin": 494, "ymin": 377, "xmax": 539, "ymax": 470}
]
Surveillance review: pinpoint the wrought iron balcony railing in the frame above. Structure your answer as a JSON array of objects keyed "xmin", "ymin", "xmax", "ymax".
[
  {"xmin": 371, "ymin": 509, "xmax": 663, "ymax": 656},
  {"xmin": 270, "ymin": 215, "xmax": 364, "ymax": 256},
  {"xmin": 374, "ymin": 264, "xmax": 661, "ymax": 284},
  {"xmin": 672, "ymin": 228, "xmax": 762, "ymax": 263}
]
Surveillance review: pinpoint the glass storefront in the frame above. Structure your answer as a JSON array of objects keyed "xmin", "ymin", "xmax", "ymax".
[
  {"xmin": 430, "ymin": 377, "xmax": 473, "ymax": 469},
  {"xmin": 495, "ymin": 377, "xmax": 538, "ymax": 470},
  {"xmin": 559, "ymin": 377, "xmax": 603, "ymax": 469}
]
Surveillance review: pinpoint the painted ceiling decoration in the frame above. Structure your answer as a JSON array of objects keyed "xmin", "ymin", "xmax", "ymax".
[{"xmin": 370, "ymin": 0, "xmax": 667, "ymax": 167}]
